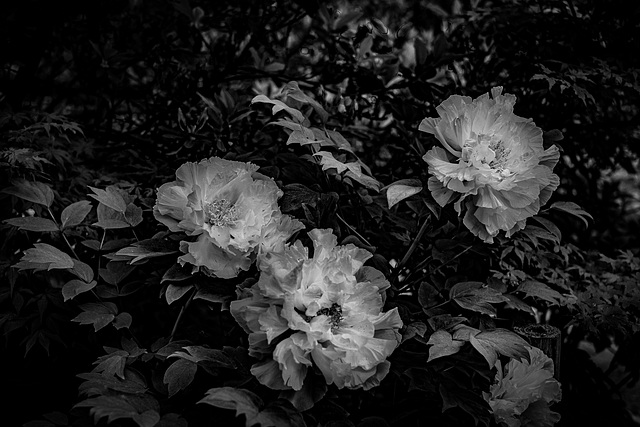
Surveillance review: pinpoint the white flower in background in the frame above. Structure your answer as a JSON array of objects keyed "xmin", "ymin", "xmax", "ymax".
[
  {"xmin": 153, "ymin": 157, "xmax": 303, "ymax": 278},
  {"xmin": 420, "ymin": 87, "xmax": 560, "ymax": 242},
  {"xmin": 485, "ymin": 346, "xmax": 562, "ymax": 427},
  {"xmin": 230, "ymin": 228, "xmax": 403, "ymax": 391}
]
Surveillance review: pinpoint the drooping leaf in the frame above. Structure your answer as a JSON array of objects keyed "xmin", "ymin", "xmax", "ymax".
[
  {"xmin": 426, "ymin": 330, "xmax": 465, "ymax": 362},
  {"xmin": 62, "ymin": 279, "xmax": 97, "ymax": 302},
  {"xmin": 14, "ymin": 243, "xmax": 74, "ymax": 271},
  {"xmin": 2, "ymin": 179, "xmax": 54, "ymax": 207},
  {"xmin": 164, "ymin": 358, "xmax": 197, "ymax": 397},
  {"xmin": 60, "ymin": 200, "xmax": 92, "ymax": 229},
  {"xmin": 4, "ymin": 216, "xmax": 58, "ymax": 232},
  {"xmin": 384, "ymin": 179, "xmax": 423, "ymax": 208},
  {"xmin": 549, "ymin": 201, "xmax": 593, "ymax": 228}
]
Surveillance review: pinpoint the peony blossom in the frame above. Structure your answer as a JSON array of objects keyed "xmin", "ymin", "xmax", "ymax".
[
  {"xmin": 153, "ymin": 157, "xmax": 304, "ymax": 278},
  {"xmin": 230, "ymin": 228, "xmax": 403, "ymax": 391},
  {"xmin": 485, "ymin": 346, "xmax": 562, "ymax": 427},
  {"xmin": 420, "ymin": 87, "xmax": 560, "ymax": 243}
]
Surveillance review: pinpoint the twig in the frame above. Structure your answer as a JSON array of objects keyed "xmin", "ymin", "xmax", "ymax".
[
  {"xmin": 336, "ymin": 213, "xmax": 373, "ymax": 247},
  {"xmin": 169, "ymin": 288, "xmax": 197, "ymax": 342},
  {"xmin": 392, "ymin": 216, "xmax": 431, "ymax": 286}
]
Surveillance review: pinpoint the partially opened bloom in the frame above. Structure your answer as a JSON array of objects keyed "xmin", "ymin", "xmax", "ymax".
[
  {"xmin": 420, "ymin": 87, "xmax": 560, "ymax": 242},
  {"xmin": 230, "ymin": 228, "xmax": 403, "ymax": 391},
  {"xmin": 485, "ymin": 346, "xmax": 562, "ymax": 427},
  {"xmin": 153, "ymin": 157, "xmax": 303, "ymax": 278}
]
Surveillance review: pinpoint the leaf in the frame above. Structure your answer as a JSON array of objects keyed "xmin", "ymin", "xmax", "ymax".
[
  {"xmin": 165, "ymin": 284, "xmax": 194, "ymax": 305},
  {"xmin": 75, "ymin": 396, "xmax": 160, "ymax": 427},
  {"xmin": 71, "ymin": 259, "xmax": 95, "ymax": 282},
  {"xmin": 469, "ymin": 329, "xmax": 530, "ymax": 367},
  {"xmin": 517, "ymin": 280, "xmax": 563, "ymax": 305},
  {"xmin": 14, "ymin": 243, "xmax": 74, "ymax": 271},
  {"xmin": 72, "ymin": 302, "xmax": 118, "ymax": 332},
  {"xmin": 4, "ymin": 216, "xmax": 59, "ymax": 232},
  {"xmin": 2, "ymin": 179, "xmax": 54, "ymax": 207},
  {"xmin": 124, "ymin": 203, "xmax": 143, "ymax": 227},
  {"xmin": 164, "ymin": 358, "xmax": 197, "ymax": 397},
  {"xmin": 60, "ymin": 200, "xmax": 92, "ymax": 228},
  {"xmin": 401, "ymin": 321, "xmax": 428, "ymax": 344},
  {"xmin": 199, "ymin": 387, "xmax": 263, "ymax": 425},
  {"xmin": 383, "ymin": 179, "xmax": 423, "ymax": 208},
  {"xmin": 281, "ymin": 81, "xmax": 329, "ymax": 122},
  {"xmin": 426, "ymin": 330, "xmax": 465, "ymax": 362},
  {"xmin": 450, "ymin": 281, "xmax": 508, "ymax": 317},
  {"xmin": 161, "ymin": 263, "xmax": 192, "ymax": 283},
  {"xmin": 314, "ymin": 151, "xmax": 382, "ymax": 191},
  {"xmin": 169, "ymin": 346, "xmax": 237, "ymax": 369},
  {"xmin": 113, "ymin": 312, "xmax": 133, "ymax": 330},
  {"xmin": 77, "ymin": 372, "xmax": 148, "ymax": 394},
  {"xmin": 280, "ymin": 183, "xmax": 320, "ymax": 212},
  {"xmin": 94, "ymin": 203, "xmax": 130, "ymax": 229},
  {"xmin": 115, "ymin": 238, "xmax": 178, "ymax": 264},
  {"xmin": 99, "ymin": 261, "xmax": 136, "ymax": 286},
  {"xmin": 550, "ymin": 201, "xmax": 593, "ymax": 228},
  {"xmin": 62, "ymin": 279, "xmax": 97, "ymax": 302},
  {"xmin": 251, "ymin": 95, "xmax": 305, "ymax": 123},
  {"xmin": 93, "ymin": 350, "xmax": 128, "ymax": 379},
  {"xmin": 88, "ymin": 186, "xmax": 127, "ymax": 213}
]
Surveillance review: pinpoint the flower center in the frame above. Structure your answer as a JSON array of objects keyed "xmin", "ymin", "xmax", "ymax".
[
  {"xmin": 464, "ymin": 134, "xmax": 511, "ymax": 172},
  {"xmin": 204, "ymin": 199, "xmax": 238, "ymax": 227},
  {"xmin": 316, "ymin": 303, "xmax": 343, "ymax": 332}
]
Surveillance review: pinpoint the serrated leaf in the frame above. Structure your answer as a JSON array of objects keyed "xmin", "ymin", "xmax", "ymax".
[
  {"xmin": 164, "ymin": 358, "xmax": 197, "ymax": 397},
  {"xmin": 88, "ymin": 186, "xmax": 127, "ymax": 213},
  {"xmin": 384, "ymin": 179, "xmax": 423, "ymax": 208},
  {"xmin": 426, "ymin": 330, "xmax": 465, "ymax": 362},
  {"xmin": 517, "ymin": 280, "xmax": 563, "ymax": 305},
  {"xmin": 252, "ymin": 95, "xmax": 305, "ymax": 123},
  {"xmin": 2, "ymin": 179, "xmax": 54, "ymax": 207},
  {"xmin": 199, "ymin": 387, "xmax": 263, "ymax": 425},
  {"xmin": 61, "ymin": 200, "xmax": 92, "ymax": 228},
  {"xmin": 550, "ymin": 201, "xmax": 593, "ymax": 228},
  {"xmin": 113, "ymin": 312, "xmax": 133, "ymax": 330},
  {"xmin": 4, "ymin": 216, "xmax": 59, "ymax": 232},
  {"xmin": 169, "ymin": 346, "xmax": 237, "ymax": 369},
  {"xmin": 14, "ymin": 243, "xmax": 74, "ymax": 271},
  {"xmin": 166, "ymin": 284, "xmax": 194, "ymax": 305},
  {"xmin": 62, "ymin": 279, "xmax": 97, "ymax": 301},
  {"xmin": 469, "ymin": 329, "xmax": 530, "ymax": 367}
]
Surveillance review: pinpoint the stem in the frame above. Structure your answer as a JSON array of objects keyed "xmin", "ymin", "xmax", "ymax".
[
  {"xmin": 169, "ymin": 288, "xmax": 196, "ymax": 342},
  {"xmin": 131, "ymin": 228, "xmax": 139, "ymax": 242},
  {"xmin": 48, "ymin": 207, "xmax": 80, "ymax": 259},
  {"xmin": 392, "ymin": 216, "xmax": 431, "ymax": 285},
  {"xmin": 431, "ymin": 244, "xmax": 474, "ymax": 275},
  {"xmin": 336, "ymin": 213, "xmax": 373, "ymax": 247}
]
